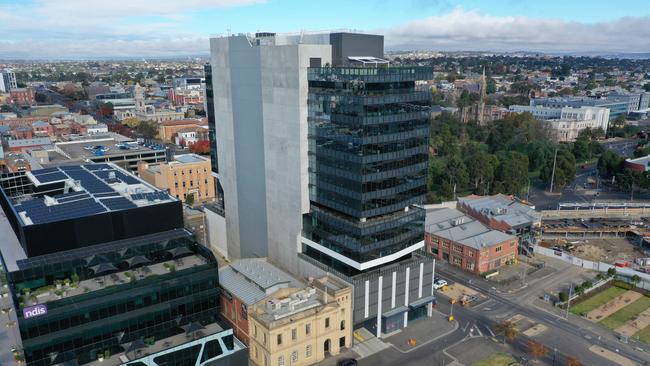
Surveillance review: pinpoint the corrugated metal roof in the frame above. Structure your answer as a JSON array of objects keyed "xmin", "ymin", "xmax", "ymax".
[
  {"xmin": 425, "ymin": 207, "xmax": 516, "ymax": 249},
  {"xmin": 219, "ymin": 258, "xmax": 303, "ymax": 305}
]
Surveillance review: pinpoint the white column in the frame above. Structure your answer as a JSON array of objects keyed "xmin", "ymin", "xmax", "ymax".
[
  {"xmin": 391, "ymin": 271, "xmax": 396, "ymax": 309},
  {"xmin": 403, "ymin": 267, "xmax": 410, "ymax": 328},
  {"xmin": 377, "ymin": 276, "xmax": 383, "ymax": 338},
  {"xmin": 431, "ymin": 259, "xmax": 436, "ymax": 296},
  {"xmin": 418, "ymin": 262, "xmax": 424, "ymax": 299},
  {"xmin": 364, "ymin": 280, "xmax": 369, "ymax": 318}
]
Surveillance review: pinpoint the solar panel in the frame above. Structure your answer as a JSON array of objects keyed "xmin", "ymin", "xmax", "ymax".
[
  {"xmin": 59, "ymin": 165, "xmax": 85, "ymax": 172},
  {"xmin": 101, "ymin": 197, "xmax": 137, "ymax": 211},
  {"xmin": 94, "ymin": 192, "xmax": 120, "ymax": 198},
  {"xmin": 31, "ymin": 167, "xmax": 60, "ymax": 175},
  {"xmin": 35, "ymin": 171, "xmax": 68, "ymax": 183},
  {"xmin": 84, "ymin": 164, "xmax": 112, "ymax": 171}
]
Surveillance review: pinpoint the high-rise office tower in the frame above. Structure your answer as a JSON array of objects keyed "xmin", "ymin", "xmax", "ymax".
[
  {"xmin": 0, "ymin": 69, "xmax": 17, "ymax": 93},
  {"xmin": 207, "ymin": 32, "xmax": 436, "ymax": 337}
]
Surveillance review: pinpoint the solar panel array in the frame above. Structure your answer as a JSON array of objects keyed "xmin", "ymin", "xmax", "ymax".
[
  {"xmin": 13, "ymin": 164, "xmax": 172, "ymax": 225},
  {"xmin": 131, "ymin": 191, "xmax": 169, "ymax": 202},
  {"xmin": 14, "ymin": 197, "xmax": 106, "ymax": 224}
]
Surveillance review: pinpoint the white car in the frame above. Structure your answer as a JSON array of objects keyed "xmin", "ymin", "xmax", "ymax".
[{"xmin": 433, "ymin": 279, "xmax": 448, "ymax": 290}]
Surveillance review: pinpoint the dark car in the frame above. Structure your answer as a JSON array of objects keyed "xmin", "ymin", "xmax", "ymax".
[{"xmin": 338, "ymin": 358, "xmax": 358, "ymax": 366}]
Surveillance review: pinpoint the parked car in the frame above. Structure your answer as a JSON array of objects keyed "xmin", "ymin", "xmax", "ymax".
[
  {"xmin": 338, "ymin": 359, "xmax": 358, "ymax": 366},
  {"xmin": 433, "ymin": 279, "xmax": 448, "ymax": 290}
]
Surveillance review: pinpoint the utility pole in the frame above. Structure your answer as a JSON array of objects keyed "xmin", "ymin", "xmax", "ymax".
[
  {"xmin": 565, "ymin": 283, "xmax": 573, "ymax": 319},
  {"xmin": 549, "ymin": 147, "xmax": 558, "ymax": 193},
  {"xmin": 526, "ymin": 179, "xmax": 531, "ymax": 201}
]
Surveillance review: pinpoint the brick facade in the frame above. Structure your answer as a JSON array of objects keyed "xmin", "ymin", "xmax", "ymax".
[{"xmin": 425, "ymin": 232, "xmax": 518, "ymax": 274}]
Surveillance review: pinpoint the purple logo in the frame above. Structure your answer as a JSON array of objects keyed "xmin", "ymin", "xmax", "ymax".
[{"xmin": 23, "ymin": 304, "xmax": 47, "ymax": 319}]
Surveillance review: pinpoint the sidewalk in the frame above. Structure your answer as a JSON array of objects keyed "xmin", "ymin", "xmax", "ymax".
[{"xmin": 385, "ymin": 312, "xmax": 457, "ymax": 352}]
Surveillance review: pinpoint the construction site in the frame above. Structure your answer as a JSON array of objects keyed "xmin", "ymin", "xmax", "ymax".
[{"xmin": 538, "ymin": 203, "xmax": 650, "ymax": 273}]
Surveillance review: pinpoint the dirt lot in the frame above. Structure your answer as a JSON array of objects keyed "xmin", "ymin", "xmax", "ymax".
[{"xmin": 554, "ymin": 238, "xmax": 644, "ymax": 263}]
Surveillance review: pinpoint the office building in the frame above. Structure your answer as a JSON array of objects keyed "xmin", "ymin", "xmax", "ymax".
[
  {"xmin": 509, "ymin": 105, "xmax": 609, "ymax": 142},
  {"xmin": 0, "ymin": 163, "xmax": 246, "ymax": 365},
  {"xmin": 425, "ymin": 208, "xmax": 518, "ymax": 274},
  {"xmin": 137, "ymin": 153, "xmax": 215, "ymax": 204},
  {"xmin": 0, "ymin": 69, "xmax": 17, "ymax": 92},
  {"xmin": 529, "ymin": 96, "xmax": 626, "ymax": 121},
  {"xmin": 208, "ymin": 31, "xmax": 436, "ymax": 338}
]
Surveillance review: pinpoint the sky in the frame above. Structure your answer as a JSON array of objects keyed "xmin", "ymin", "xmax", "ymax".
[{"xmin": 0, "ymin": 0, "xmax": 649, "ymax": 59}]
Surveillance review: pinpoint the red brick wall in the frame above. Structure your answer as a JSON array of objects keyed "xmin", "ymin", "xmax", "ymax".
[
  {"xmin": 425, "ymin": 233, "xmax": 519, "ymax": 274},
  {"xmin": 220, "ymin": 293, "xmax": 250, "ymax": 345},
  {"xmin": 624, "ymin": 161, "xmax": 646, "ymax": 172}
]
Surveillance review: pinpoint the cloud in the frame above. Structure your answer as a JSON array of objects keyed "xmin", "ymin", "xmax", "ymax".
[
  {"xmin": 1, "ymin": 4, "xmax": 650, "ymax": 59},
  {"xmin": 383, "ymin": 8, "xmax": 650, "ymax": 53},
  {"xmin": 0, "ymin": 0, "xmax": 262, "ymax": 59}
]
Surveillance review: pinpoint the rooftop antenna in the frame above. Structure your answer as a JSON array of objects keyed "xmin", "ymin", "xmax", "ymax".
[{"xmin": 226, "ymin": 27, "xmax": 231, "ymax": 36}]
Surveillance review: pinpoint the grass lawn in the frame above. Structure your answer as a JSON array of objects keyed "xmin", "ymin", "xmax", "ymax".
[
  {"xmin": 600, "ymin": 296, "xmax": 650, "ymax": 330},
  {"xmin": 634, "ymin": 324, "xmax": 650, "ymax": 344},
  {"xmin": 472, "ymin": 352, "xmax": 517, "ymax": 366},
  {"xmin": 570, "ymin": 286, "xmax": 627, "ymax": 316}
]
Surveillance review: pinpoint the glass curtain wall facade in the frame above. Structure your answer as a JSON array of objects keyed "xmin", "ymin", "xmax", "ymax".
[
  {"xmin": 304, "ymin": 66, "xmax": 432, "ymax": 275},
  {"xmin": 10, "ymin": 230, "xmax": 221, "ymax": 366}
]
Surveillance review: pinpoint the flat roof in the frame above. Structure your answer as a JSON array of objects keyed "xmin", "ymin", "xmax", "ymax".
[
  {"xmin": 174, "ymin": 154, "xmax": 208, "ymax": 164},
  {"xmin": 425, "ymin": 208, "xmax": 516, "ymax": 249},
  {"xmin": 56, "ymin": 135, "xmax": 164, "ymax": 160},
  {"xmin": 10, "ymin": 163, "xmax": 175, "ymax": 226}
]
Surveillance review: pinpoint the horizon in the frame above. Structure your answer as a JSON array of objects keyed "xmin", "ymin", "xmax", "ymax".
[{"xmin": 0, "ymin": 0, "xmax": 649, "ymax": 59}]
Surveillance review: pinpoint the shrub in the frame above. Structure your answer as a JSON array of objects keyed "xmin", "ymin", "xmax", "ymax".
[
  {"xmin": 581, "ymin": 281, "xmax": 593, "ymax": 290},
  {"xmin": 559, "ymin": 292, "xmax": 569, "ymax": 302}
]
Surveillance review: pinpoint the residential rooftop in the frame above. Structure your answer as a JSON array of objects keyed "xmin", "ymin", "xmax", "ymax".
[{"xmin": 626, "ymin": 155, "xmax": 650, "ymax": 167}]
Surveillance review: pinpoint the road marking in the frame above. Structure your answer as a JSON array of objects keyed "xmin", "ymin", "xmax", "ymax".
[
  {"xmin": 485, "ymin": 325, "xmax": 495, "ymax": 337},
  {"xmin": 474, "ymin": 325, "xmax": 483, "ymax": 337},
  {"xmin": 462, "ymin": 322, "xmax": 469, "ymax": 332}
]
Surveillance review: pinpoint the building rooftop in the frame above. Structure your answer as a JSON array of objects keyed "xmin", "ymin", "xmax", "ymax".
[
  {"xmin": 425, "ymin": 208, "xmax": 516, "ymax": 250},
  {"xmin": 458, "ymin": 194, "xmax": 541, "ymax": 229},
  {"xmin": 56, "ymin": 134, "xmax": 164, "ymax": 160},
  {"xmin": 255, "ymin": 287, "xmax": 323, "ymax": 323},
  {"xmin": 173, "ymin": 154, "xmax": 208, "ymax": 164},
  {"xmin": 9, "ymin": 163, "xmax": 175, "ymax": 227},
  {"xmin": 218, "ymin": 258, "xmax": 303, "ymax": 306},
  {"xmin": 626, "ymin": 155, "xmax": 650, "ymax": 167}
]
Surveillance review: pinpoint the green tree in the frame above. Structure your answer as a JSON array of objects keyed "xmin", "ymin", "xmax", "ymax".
[
  {"xmin": 135, "ymin": 121, "xmax": 158, "ymax": 139},
  {"xmin": 631, "ymin": 274, "xmax": 641, "ymax": 288},
  {"xmin": 597, "ymin": 150, "xmax": 624, "ymax": 176},
  {"xmin": 572, "ymin": 136, "xmax": 590, "ymax": 162},
  {"xmin": 494, "ymin": 151, "xmax": 529, "ymax": 194},
  {"xmin": 540, "ymin": 147, "xmax": 576, "ymax": 190}
]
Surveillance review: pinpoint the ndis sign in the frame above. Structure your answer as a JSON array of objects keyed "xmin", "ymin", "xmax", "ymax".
[{"xmin": 23, "ymin": 304, "xmax": 47, "ymax": 319}]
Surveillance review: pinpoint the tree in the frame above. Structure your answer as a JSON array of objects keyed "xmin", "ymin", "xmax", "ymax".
[
  {"xmin": 0, "ymin": 105, "xmax": 12, "ymax": 113},
  {"xmin": 135, "ymin": 121, "xmax": 158, "ymax": 139},
  {"xmin": 607, "ymin": 267, "xmax": 617, "ymax": 278},
  {"xmin": 597, "ymin": 150, "xmax": 624, "ymax": 177},
  {"xmin": 572, "ymin": 136, "xmax": 590, "ymax": 162},
  {"xmin": 566, "ymin": 356, "xmax": 583, "ymax": 366},
  {"xmin": 486, "ymin": 77, "xmax": 496, "ymax": 94},
  {"xmin": 631, "ymin": 274, "xmax": 641, "ymax": 288},
  {"xmin": 527, "ymin": 340, "xmax": 549, "ymax": 361},
  {"xmin": 540, "ymin": 147, "xmax": 576, "ymax": 190},
  {"xmin": 122, "ymin": 117, "xmax": 141, "ymax": 129},
  {"xmin": 494, "ymin": 151, "xmax": 529, "ymax": 194},
  {"xmin": 98, "ymin": 102, "xmax": 114, "ymax": 117},
  {"xmin": 495, "ymin": 320, "xmax": 518, "ymax": 344},
  {"xmin": 644, "ymin": 83, "xmax": 650, "ymax": 92},
  {"xmin": 189, "ymin": 140, "xmax": 210, "ymax": 155},
  {"xmin": 185, "ymin": 193, "xmax": 195, "ymax": 206}
]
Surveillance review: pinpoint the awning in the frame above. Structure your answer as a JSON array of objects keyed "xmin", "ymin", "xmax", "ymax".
[
  {"xmin": 409, "ymin": 295, "xmax": 436, "ymax": 309},
  {"xmin": 381, "ymin": 305, "xmax": 409, "ymax": 318}
]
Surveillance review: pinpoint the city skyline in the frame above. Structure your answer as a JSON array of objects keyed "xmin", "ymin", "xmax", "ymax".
[{"xmin": 0, "ymin": 0, "xmax": 649, "ymax": 59}]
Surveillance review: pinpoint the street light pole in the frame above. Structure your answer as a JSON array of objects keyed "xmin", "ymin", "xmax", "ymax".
[
  {"xmin": 549, "ymin": 147, "xmax": 558, "ymax": 193},
  {"xmin": 565, "ymin": 283, "xmax": 573, "ymax": 319}
]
